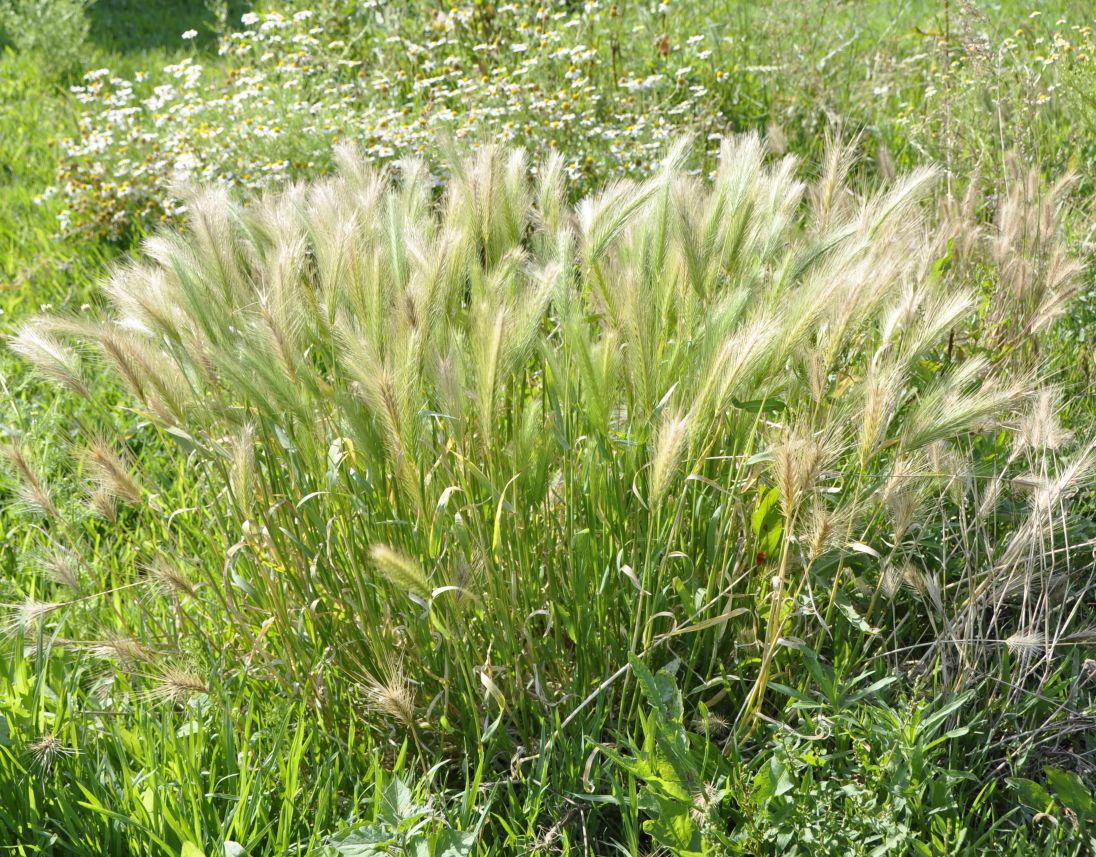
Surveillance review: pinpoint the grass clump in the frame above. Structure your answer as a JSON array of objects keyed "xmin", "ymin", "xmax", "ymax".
[{"xmin": 5, "ymin": 134, "xmax": 1094, "ymax": 851}]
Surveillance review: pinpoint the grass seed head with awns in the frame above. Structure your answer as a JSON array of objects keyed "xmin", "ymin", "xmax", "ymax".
[{"xmin": 12, "ymin": 134, "xmax": 1095, "ymax": 759}]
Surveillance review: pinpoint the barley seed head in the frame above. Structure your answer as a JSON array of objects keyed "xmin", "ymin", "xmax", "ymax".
[{"xmin": 28, "ymin": 733, "xmax": 75, "ymax": 772}]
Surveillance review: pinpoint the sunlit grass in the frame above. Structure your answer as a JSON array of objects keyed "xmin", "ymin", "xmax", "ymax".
[{"xmin": 1, "ymin": 1, "xmax": 1095, "ymax": 854}]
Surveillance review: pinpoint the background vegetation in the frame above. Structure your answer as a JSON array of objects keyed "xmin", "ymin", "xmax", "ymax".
[{"xmin": 1, "ymin": 1, "xmax": 1095, "ymax": 855}]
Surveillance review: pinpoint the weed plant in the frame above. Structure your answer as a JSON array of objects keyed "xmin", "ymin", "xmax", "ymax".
[{"xmin": 6, "ymin": 135, "xmax": 1095, "ymax": 852}]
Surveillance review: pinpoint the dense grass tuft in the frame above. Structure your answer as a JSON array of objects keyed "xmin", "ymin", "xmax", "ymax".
[{"xmin": 6, "ymin": 136, "xmax": 1095, "ymax": 851}]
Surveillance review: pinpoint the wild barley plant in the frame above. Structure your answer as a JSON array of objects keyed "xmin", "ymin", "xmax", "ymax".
[{"xmin": 10, "ymin": 136, "xmax": 1093, "ymax": 758}]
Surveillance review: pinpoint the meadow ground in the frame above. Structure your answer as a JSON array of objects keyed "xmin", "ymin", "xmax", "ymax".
[{"xmin": 1, "ymin": 1, "xmax": 1096, "ymax": 854}]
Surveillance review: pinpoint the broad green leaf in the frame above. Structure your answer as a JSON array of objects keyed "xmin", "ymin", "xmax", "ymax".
[
  {"xmin": 628, "ymin": 653, "xmax": 681, "ymax": 725},
  {"xmin": 644, "ymin": 796, "xmax": 702, "ymax": 855},
  {"xmin": 751, "ymin": 487, "xmax": 779, "ymax": 537},
  {"xmin": 1046, "ymin": 768, "xmax": 1095, "ymax": 817},
  {"xmin": 834, "ymin": 592, "xmax": 879, "ymax": 635},
  {"xmin": 436, "ymin": 830, "xmax": 477, "ymax": 857},
  {"xmin": 629, "ymin": 655, "xmax": 698, "ymax": 788},
  {"xmin": 759, "ymin": 523, "xmax": 783, "ymax": 556},
  {"xmin": 1008, "ymin": 777, "xmax": 1054, "ymax": 812},
  {"xmin": 773, "ymin": 759, "xmax": 796, "ymax": 797},
  {"xmin": 380, "ymin": 776, "xmax": 416, "ymax": 824},
  {"xmin": 328, "ymin": 825, "xmax": 392, "ymax": 856}
]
